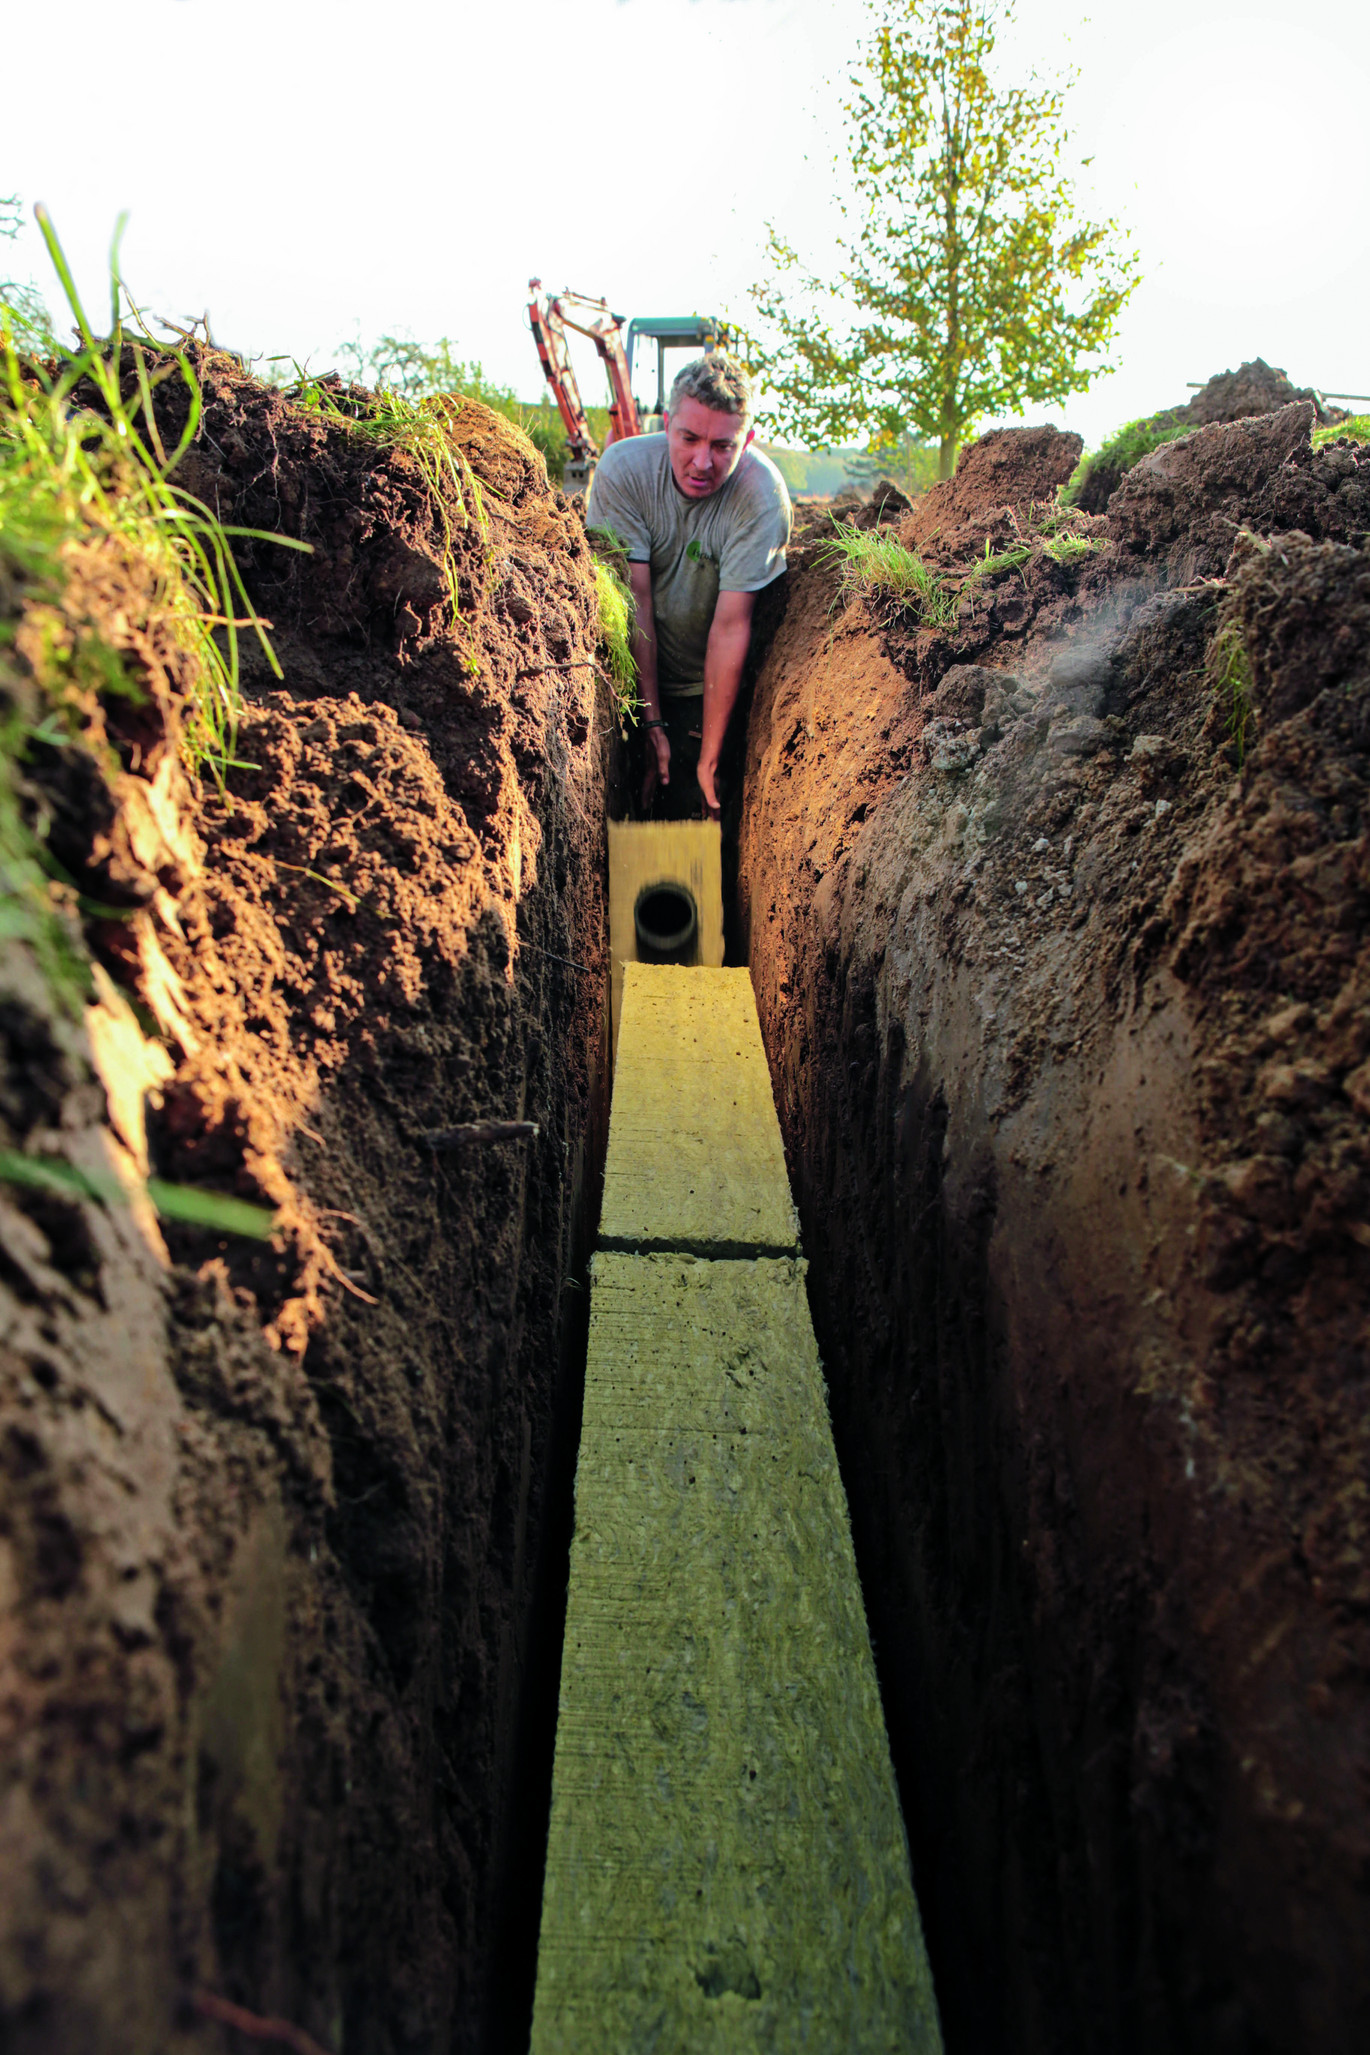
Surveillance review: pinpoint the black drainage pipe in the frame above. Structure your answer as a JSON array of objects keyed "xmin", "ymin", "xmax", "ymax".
[{"xmin": 634, "ymin": 882, "xmax": 699, "ymax": 965}]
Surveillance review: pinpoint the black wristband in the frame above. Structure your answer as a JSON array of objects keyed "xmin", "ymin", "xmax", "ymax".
[{"xmin": 644, "ymin": 718, "xmax": 667, "ymax": 730}]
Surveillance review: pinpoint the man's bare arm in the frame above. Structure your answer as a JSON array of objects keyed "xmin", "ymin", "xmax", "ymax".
[
  {"xmin": 628, "ymin": 559, "xmax": 670, "ymax": 802},
  {"xmin": 698, "ymin": 588, "xmax": 755, "ymax": 819}
]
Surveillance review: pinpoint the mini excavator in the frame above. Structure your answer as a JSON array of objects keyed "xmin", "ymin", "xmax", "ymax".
[{"xmin": 527, "ymin": 281, "xmax": 729, "ymax": 496}]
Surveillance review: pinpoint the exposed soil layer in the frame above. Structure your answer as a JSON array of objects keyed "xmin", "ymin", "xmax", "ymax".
[
  {"xmin": 1, "ymin": 360, "xmax": 610, "ymax": 2052},
  {"xmin": 739, "ymin": 408, "xmax": 1370, "ymax": 2052}
]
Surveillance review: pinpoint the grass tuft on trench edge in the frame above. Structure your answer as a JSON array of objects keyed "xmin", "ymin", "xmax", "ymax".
[
  {"xmin": 1312, "ymin": 412, "xmax": 1370, "ymax": 450},
  {"xmin": 1062, "ymin": 410, "xmax": 1193, "ymax": 505},
  {"xmin": 818, "ymin": 505, "xmax": 1106, "ymax": 629},
  {"xmin": 1066, "ymin": 407, "xmax": 1368, "ymax": 508},
  {"xmin": 1, "ymin": 208, "xmax": 286, "ymax": 1237},
  {"xmin": 817, "ymin": 525, "xmax": 959, "ymax": 627},
  {"xmin": 586, "ymin": 523, "xmax": 637, "ymax": 726}
]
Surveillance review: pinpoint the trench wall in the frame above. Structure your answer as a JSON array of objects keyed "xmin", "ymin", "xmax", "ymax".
[
  {"xmin": 0, "ymin": 368, "xmax": 610, "ymax": 2054},
  {"xmin": 739, "ymin": 414, "xmax": 1370, "ymax": 2053}
]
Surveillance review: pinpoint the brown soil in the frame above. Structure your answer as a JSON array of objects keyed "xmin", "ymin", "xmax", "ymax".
[
  {"xmin": 739, "ymin": 411, "xmax": 1370, "ymax": 2052},
  {"xmin": 1179, "ymin": 357, "xmax": 1339, "ymax": 429},
  {"xmin": 1072, "ymin": 360, "xmax": 1345, "ymax": 514},
  {"xmin": 898, "ymin": 424, "xmax": 1084, "ymax": 557},
  {"xmin": 1, "ymin": 359, "xmax": 610, "ymax": 2052}
]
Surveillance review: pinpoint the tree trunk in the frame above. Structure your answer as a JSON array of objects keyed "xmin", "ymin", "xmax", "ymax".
[{"xmin": 938, "ymin": 435, "xmax": 957, "ymax": 480}]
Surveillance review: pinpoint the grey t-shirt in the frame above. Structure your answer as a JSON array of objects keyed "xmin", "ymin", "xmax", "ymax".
[{"xmin": 587, "ymin": 435, "xmax": 791, "ymax": 696}]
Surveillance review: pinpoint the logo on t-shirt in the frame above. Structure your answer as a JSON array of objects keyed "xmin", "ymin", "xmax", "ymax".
[{"xmin": 684, "ymin": 538, "xmax": 716, "ymax": 567}]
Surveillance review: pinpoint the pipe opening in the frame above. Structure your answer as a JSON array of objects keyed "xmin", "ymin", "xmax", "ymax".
[{"xmin": 634, "ymin": 881, "xmax": 699, "ymax": 964}]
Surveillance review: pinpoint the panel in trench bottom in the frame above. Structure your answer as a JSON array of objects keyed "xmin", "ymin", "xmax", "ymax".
[
  {"xmin": 531, "ymin": 965, "xmax": 942, "ymax": 2053},
  {"xmin": 600, "ymin": 964, "xmax": 799, "ymax": 1258},
  {"xmin": 607, "ymin": 819, "xmax": 725, "ymax": 1060}
]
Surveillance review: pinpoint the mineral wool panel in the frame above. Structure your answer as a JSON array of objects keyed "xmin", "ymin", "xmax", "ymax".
[
  {"xmin": 607, "ymin": 818, "xmax": 725, "ymax": 1058},
  {"xmin": 530, "ymin": 1251, "xmax": 942, "ymax": 2054},
  {"xmin": 599, "ymin": 964, "xmax": 800, "ymax": 1257}
]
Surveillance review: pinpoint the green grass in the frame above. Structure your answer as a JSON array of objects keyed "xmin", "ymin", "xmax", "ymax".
[
  {"xmin": 0, "ymin": 1147, "xmax": 276, "ymax": 1239},
  {"xmin": 284, "ymin": 371, "xmax": 492, "ymax": 609},
  {"xmin": 819, "ymin": 510, "xmax": 1105, "ymax": 629},
  {"xmin": 3, "ymin": 210, "xmax": 303, "ymax": 782},
  {"xmin": 1032, "ymin": 501, "xmax": 1110, "ymax": 564},
  {"xmin": 1065, "ymin": 405, "xmax": 1367, "ymax": 502},
  {"xmin": 288, "ymin": 367, "xmax": 642, "ymax": 718},
  {"xmin": 1, "ymin": 212, "xmax": 301, "ymax": 1006},
  {"xmin": 275, "ymin": 332, "xmax": 611, "ymax": 490},
  {"xmin": 1, "ymin": 212, "xmax": 292, "ymax": 1239},
  {"xmin": 816, "ymin": 524, "xmax": 958, "ymax": 627},
  {"xmin": 588, "ymin": 525, "xmax": 637, "ymax": 721},
  {"xmin": 277, "ymin": 371, "xmax": 499, "ymax": 671},
  {"xmin": 350, "ymin": 387, "xmax": 493, "ymax": 541},
  {"xmin": 1, "ymin": 193, "xmax": 53, "ymax": 354},
  {"xmin": 1209, "ymin": 621, "xmax": 1256, "ymax": 765},
  {"xmin": 1041, "ymin": 529, "xmax": 1104, "ymax": 564},
  {"xmin": 971, "ymin": 536, "xmax": 1032, "ymax": 578},
  {"xmin": 356, "ymin": 390, "xmax": 494, "ymax": 672},
  {"xmin": 331, "ymin": 334, "xmax": 609, "ymax": 489},
  {"xmin": 1312, "ymin": 413, "xmax": 1370, "ymax": 450}
]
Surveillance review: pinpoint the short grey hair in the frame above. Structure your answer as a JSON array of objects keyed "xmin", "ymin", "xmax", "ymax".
[{"xmin": 667, "ymin": 352, "xmax": 755, "ymax": 424}]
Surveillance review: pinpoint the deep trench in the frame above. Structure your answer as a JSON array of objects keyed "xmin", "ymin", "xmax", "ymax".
[
  {"xmin": 484, "ymin": 715, "xmax": 1085, "ymax": 2055},
  {"xmin": 482, "ymin": 703, "xmax": 994, "ymax": 2055}
]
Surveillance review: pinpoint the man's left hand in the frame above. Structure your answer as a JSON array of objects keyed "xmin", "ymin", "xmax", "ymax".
[
  {"xmin": 697, "ymin": 753, "xmax": 722, "ymax": 823},
  {"xmin": 697, "ymin": 590, "xmax": 753, "ymax": 828}
]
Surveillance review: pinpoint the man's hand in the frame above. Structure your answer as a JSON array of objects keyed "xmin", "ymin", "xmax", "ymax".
[
  {"xmin": 698, "ymin": 589, "xmax": 754, "ymax": 822},
  {"xmin": 642, "ymin": 722, "xmax": 671, "ymax": 807},
  {"xmin": 696, "ymin": 747, "xmax": 722, "ymax": 821}
]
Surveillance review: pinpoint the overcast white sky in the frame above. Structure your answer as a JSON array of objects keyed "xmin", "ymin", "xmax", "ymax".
[{"xmin": 5, "ymin": 0, "xmax": 1368, "ymax": 450}]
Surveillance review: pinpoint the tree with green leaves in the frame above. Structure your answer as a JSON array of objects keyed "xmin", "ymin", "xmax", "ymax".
[
  {"xmin": 334, "ymin": 333, "xmax": 506, "ymax": 405},
  {"xmin": 748, "ymin": 0, "xmax": 1139, "ymax": 480},
  {"xmin": 843, "ymin": 430, "xmax": 941, "ymax": 499}
]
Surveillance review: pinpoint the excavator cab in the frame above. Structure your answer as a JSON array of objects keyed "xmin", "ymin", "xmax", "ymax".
[{"xmin": 625, "ymin": 315, "xmax": 730, "ymax": 434}]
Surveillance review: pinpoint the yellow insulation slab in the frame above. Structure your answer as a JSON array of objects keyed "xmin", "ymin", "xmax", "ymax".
[
  {"xmin": 608, "ymin": 819, "xmax": 724, "ymax": 1058},
  {"xmin": 600, "ymin": 964, "xmax": 800, "ymax": 1256},
  {"xmin": 531, "ymin": 1251, "xmax": 942, "ymax": 2053}
]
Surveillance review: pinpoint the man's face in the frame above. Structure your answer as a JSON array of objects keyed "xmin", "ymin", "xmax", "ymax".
[{"xmin": 665, "ymin": 396, "xmax": 755, "ymax": 499}]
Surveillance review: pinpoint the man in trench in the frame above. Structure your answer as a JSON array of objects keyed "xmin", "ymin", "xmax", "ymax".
[{"xmin": 586, "ymin": 353, "xmax": 792, "ymax": 821}]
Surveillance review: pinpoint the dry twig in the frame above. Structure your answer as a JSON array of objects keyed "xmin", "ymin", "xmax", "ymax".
[
  {"xmin": 421, "ymin": 1120, "xmax": 540, "ymax": 1149},
  {"xmin": 520, "ymin": 941, "xmax": 593, "ymax": 973}
]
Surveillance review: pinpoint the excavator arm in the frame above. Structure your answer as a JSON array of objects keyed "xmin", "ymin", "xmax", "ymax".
[
  {"xmin": 547, "ymin": 289, "xmax": 639, "ymax": 448},
  {"xmin": 528, "ymin": 279, "xmax": 597, "ymax": 494},
  {"xmin": 527, "ymin": 279, "xmax": 641, "ymax": 495}
]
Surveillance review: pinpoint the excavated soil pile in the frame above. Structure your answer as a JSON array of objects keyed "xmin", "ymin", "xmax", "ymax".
[
  {"xmin": 740, "ymin": 404, "xmax": 1370, "ymax": 2054},
  {"xmin": 1073, "ymin": 358, "xmax": 1344, "ymax": 512},
  {"xmin": 1, "ymin": 358, "xmax": 609, "ymax": 2053}
]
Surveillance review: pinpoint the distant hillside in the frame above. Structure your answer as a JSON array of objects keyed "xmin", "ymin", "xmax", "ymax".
[
  {"xmin": 760, "ymin": 440, "xmax": 939, "ymax": 500},
  {"xmin": 759, "ymin": 445, "xmax": 865, "ymax": 497}
]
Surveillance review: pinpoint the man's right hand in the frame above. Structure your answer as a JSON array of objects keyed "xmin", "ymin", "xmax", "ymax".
[{"xmin": 642, "ymin": 723, "xmax": 671, "ymax": 808}]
